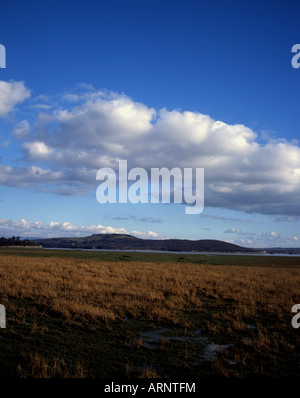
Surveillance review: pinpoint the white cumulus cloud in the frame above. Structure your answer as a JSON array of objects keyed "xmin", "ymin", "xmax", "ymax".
[
  {"xmin": 1, "ymin": 85, "xmax": 300, "ymax": 216},
  {"xmin": 0, "ymin": 81, "xmax": 30, "ymax": 116}
]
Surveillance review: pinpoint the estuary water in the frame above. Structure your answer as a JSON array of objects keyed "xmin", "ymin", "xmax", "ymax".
[{"xmin": 45, "ymin": 247, "xmax": 300, "ymax": 257}]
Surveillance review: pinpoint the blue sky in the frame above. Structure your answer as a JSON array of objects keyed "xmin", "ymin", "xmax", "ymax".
[{"xmin": 0, "ymin": 0, "xmax": 300, "ymax": 247}]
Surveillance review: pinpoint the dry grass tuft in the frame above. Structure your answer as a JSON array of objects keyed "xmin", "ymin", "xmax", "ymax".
[{"xmin": 17, "ymin": 352, "xmax": 84, "ymax": 378}]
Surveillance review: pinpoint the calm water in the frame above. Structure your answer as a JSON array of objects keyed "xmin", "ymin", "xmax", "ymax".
[{"xmin": 45, "ymin": 247, "xmax": 300, "ymax": 257}]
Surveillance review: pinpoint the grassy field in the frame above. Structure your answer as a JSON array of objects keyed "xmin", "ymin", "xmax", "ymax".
[{"xmin": 0, "ymin": 247, "xmax": 300, "ymax": 378}]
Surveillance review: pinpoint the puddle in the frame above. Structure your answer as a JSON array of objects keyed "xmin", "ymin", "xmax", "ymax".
[
  {"xmin": 137, "ymin": 328, "xmax": 209, "ymax": 350},
  {"xmin": 188, "ymin": 346, "xmax": 235, "ymax": 366},
  {"xmin": 202, "ymin": 343, "xmax": 233, "ymax": 361},
  {"xmin": 175, "ymin": 329, "xmax": 208, "ymax": 343},
  {"xmin": 138, "ymin": 328, "xmax": 171, "ymax": 350},
  {"xmin": 246, "ymin": 323, "xmax": 256, "ymax": 330},
  {"xmin": 135, "ymin": 328, "xmax": 234, "ymax": 365}
]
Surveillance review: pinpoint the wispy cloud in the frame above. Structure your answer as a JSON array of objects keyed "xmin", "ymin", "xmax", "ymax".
[
  {"xmin": 224, "ymin": 227, "xmax": 241, "ymax": 233},
  {"xmin": 104, "ymin": 215, "xmax": 162, "ymax": 223},
  {"xmin": 223, "ymin": 228, "xmax": 300, "ymax": 248},
  {"xmin": 288, "ymin": 235, "xmax": 300, "ymax": 241},
  {"xmin": 201, "ymin": 214, "xmax": 252, "ymax": 223},
  {"xmin": 274, "ymin": 215, "xmax": 300, "ymax": 222},
  {"xmin": 13, "ymin": 120, "xmax": 30, "ymax": 138}
]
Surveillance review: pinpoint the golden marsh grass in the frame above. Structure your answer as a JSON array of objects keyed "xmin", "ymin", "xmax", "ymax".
[
  {"xmin": 0, "ymin": 253, "xmax": 300, "ymax": 377},
  {"xmin": 0, "ymin": 255, "xmax": 299, "ymax": 324}
]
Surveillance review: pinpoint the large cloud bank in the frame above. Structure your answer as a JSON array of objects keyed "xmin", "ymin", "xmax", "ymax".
[{"xmin": 1, "ymin": 83, "xmax": 300, "ymax": 216}]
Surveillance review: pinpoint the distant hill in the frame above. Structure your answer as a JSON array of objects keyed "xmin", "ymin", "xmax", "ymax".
[{"xmin": 33, "ymin": 233, "xmax": 257, "ymax": 253}]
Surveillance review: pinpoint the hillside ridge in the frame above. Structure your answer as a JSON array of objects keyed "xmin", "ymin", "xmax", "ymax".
[{"xmin": 33, "ymin": 233, "xmax": 257, "ymax": 253}]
